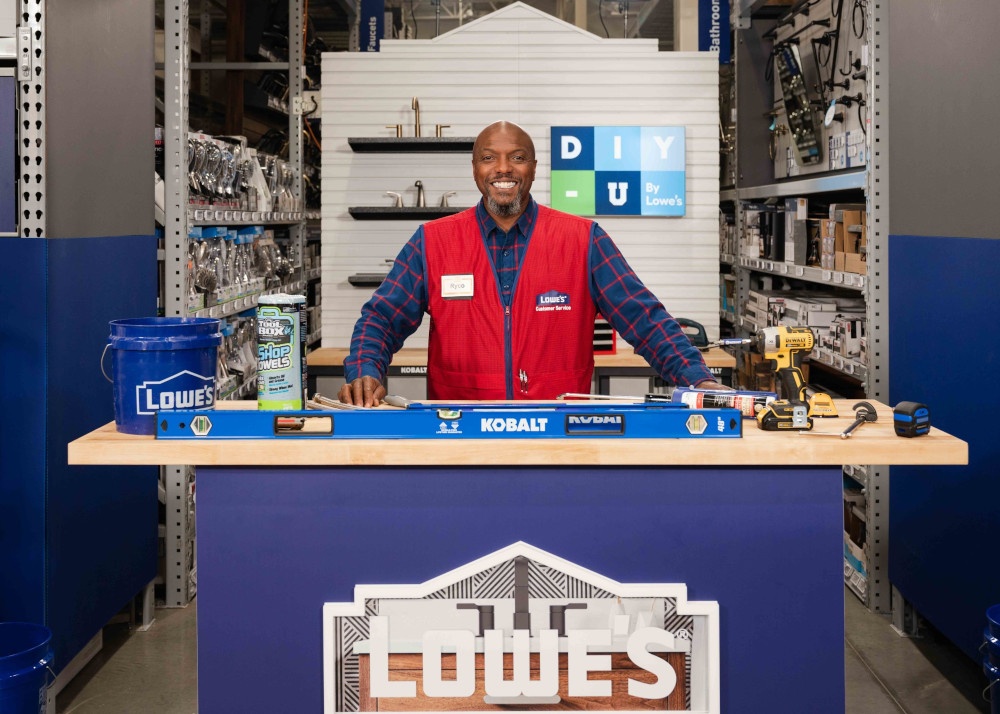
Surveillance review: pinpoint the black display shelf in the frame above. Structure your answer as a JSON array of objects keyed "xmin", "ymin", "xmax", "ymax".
[
  {"xmin": 348, "ymin": 273, "xmax": 389, "ymax": 287},
  {"xmin": 348, "ymin": 206, "xmax": 466, "ymax": 220},
  {"xmin": 347, "ymin": 137, "xmax": 476, "ymax": 153}
]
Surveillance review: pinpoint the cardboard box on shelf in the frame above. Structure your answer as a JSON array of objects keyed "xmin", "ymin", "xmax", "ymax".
[
  {"xmin": 830, "ymin": 203, "xmax": 865, "ymax": 222},
  {"xmin": 835, "ymin": 251, "xmax": 847, "ymax": 272},
  {"xmin": 844, "ymin": 252, "xmax": 866, "ymax": 274},
  {"xmin": 833, "ymin": 314, "xmax": 866, "ymax": 357},
  {"xmin": 784, "ymin": 219, "xmax": 809, "ymax": 266},
  {"xmin": 780, "ymin": 297, "xmax": 838, "ymax": 328},
  {"xmin": 844, "ymin": 532, "xmax": 867, "ymax": 576},
  {"xmin": 747, "ymin": 289, "xmax": 787, "ymax": 311},
  {"xmin": 840, "ymin": 209, "xmax": 864, "ymax": 229}
]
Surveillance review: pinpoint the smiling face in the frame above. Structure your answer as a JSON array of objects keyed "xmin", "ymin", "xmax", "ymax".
[{"xmin": 472, "ymin": 122, "xmax": 537, "ymax": 230}]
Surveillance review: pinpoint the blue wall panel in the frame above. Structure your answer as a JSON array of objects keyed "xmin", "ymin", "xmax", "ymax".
[
  {"xmin": 0, "ymin": 235, "xmax": 158, "ymax": 671},
  {"xmin": 0, "ymin": 240, "xmax": 50, "ymax": 622},
  {"xmin": 889, "ymin": 233, "xmax": 1000, "ymax": 661}
]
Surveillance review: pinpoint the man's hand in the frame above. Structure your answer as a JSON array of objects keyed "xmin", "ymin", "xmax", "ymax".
[
  {"xmin": 693, "ymin": 379, "xmax": 734, "ymax": 391},
  {"xmin": 338, "ymin": 376, "xmax": 386, "ymax": 407}
]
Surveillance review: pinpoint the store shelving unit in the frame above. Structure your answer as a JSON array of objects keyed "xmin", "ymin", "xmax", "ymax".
[
  {"xmin": 160, "ymin": 0, "xmax": 313, "ymax": 607},
  {"xmin": 726, "ymin": 0, "xmax": 887, "ymax": 612}
]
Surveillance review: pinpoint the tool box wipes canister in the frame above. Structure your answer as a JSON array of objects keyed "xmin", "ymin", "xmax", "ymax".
[
  {"xmin": 257, "ymin": 294, "xmax": 307, "ymax": 410},
  {"xmin": 105, "ymin": 317, "xmax": 222, "ymax": 435}
]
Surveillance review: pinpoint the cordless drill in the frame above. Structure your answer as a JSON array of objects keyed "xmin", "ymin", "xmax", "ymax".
[{"xmin": 754, "ymin": 326, "xmax": 838, "ymax": 430}]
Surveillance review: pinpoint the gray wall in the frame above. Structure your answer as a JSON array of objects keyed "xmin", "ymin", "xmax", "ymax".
[
  {"xmin": 46, "ymin": 0, "xmax": 153, "ymax": 239},
  {"xmin": 889, "ymin": 0, "xmax": 1000, "ymax": 240}
]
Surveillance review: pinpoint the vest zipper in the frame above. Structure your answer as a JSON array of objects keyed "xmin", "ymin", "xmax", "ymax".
[{"xmin": 504, "ymin": 304, "xmax": 513, "ymax": 399}]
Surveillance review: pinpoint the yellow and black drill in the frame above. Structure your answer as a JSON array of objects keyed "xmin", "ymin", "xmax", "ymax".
[{"xmin": 754, "ymin": 326, "xmax": 838, "ymax": 430}]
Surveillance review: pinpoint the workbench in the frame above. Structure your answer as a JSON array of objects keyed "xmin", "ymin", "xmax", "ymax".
[
  {"xmin": 306, "ymin": 346, "xmax": 738, "ymax": 397},
  {"xmin": 68, "ymin": 400, "xmax": 965, "ymax": 714}
]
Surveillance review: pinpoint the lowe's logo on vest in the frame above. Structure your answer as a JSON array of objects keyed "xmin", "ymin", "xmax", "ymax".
[
  {"xmin": 135, "ymin": 370, "xmax": 215, "ymax": 415},
  {"xmin": 535, "ymin": 289, "xmax": 571, "ymax": 312},
  {"xmin": 322, "ymin": 543, "xmax": 722, "ymax": 713},
  {"xmin": 550, "ymin": 126, "xmax": 686, "ymax": 217}
]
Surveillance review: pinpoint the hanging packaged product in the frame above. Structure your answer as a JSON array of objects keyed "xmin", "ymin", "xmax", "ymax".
[{"xmin": 257, "ymin": 293, "xmax": 308, "ymax": 409}]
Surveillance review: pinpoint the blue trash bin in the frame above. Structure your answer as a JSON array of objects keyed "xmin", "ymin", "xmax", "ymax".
[
  {"xmin": 0, "ymin": 623, "xmax": 53, "ymax": 714},
  {"xmin": 985, "ymin": 605, "xmax": 1000, "ymax": 714}
]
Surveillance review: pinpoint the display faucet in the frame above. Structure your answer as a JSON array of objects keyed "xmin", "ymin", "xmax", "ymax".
[
  {"xmin": 411, "ymin": 97, "xmax": 421, "ymax": 138},
  {"xmin": 414, "ymin": 180, "xmax": 426, "ymax": 207}
]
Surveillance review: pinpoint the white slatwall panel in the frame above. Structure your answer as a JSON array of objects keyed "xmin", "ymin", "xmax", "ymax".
[{"xmin": 321, "ymin": 2, "xmax": 720, "ymax": 349}]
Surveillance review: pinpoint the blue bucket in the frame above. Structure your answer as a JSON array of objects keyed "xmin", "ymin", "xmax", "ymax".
[
  {"xmin": 985, "ymin": 659, "xmax": 1000, "ymax": 714},
  {"xmin": 0, "ymin": 623, "xmax": 53, "ymax": 714},
  {"xmin": 986, "ymin": 605, "xmax": 1000, "ymax": 714},
  {"xmin": 106, "ymin": 317, "xmax": 222, "ymax": 434},
  {"xmin": 987, "ymin": 628, "xmax": 1000, "ymax": 667}
]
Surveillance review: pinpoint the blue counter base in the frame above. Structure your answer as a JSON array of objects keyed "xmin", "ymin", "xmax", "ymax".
[{"xmin": 198, "ymin": 464, "xmax": 845, "ymax": 713}]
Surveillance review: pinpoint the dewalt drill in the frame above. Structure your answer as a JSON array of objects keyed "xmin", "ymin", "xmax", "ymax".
[{"xmin": 754, "ymin": 326, "xmax": 838, "ymax": 430}]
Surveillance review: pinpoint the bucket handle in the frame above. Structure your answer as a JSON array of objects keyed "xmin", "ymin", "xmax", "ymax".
[{"xmin": 101, "ymin": 344, "xmax": 112, "ymax": 383}]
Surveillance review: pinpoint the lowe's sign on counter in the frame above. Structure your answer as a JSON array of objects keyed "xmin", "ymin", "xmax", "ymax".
[
  {"xmin": 551, "ymin": 126, "xmax": 686, "ymax": 217},
  {"xmin": 322, "ymin": 542, "xmax": 721, "ymax": 712}
]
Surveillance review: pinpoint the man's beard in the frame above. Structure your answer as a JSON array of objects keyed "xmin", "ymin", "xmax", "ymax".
[{"xmin": 486, "ymin": 186, "xmax": 523, "ymax": 217}]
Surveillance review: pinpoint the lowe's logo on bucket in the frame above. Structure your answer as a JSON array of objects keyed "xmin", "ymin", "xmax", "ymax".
[{"xmin": 135, "ymin": 370, "xmax": 215, "ymax": 415}]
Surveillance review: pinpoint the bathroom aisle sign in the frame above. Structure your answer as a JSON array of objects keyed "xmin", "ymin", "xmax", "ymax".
[
  {"xmin": 322, "ymin": 541, "xmax": 720, "ymax": 712},
  {"xmin": 550, "ymin": 126, "xmax": 687, "ymax": 217}
]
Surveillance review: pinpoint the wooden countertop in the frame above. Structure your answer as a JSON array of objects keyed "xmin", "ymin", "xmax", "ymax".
[
  {"xmin": 68, "ymin": 400, "xmax": 966, "ymax": 468},
  {"xmin": 307, "ymin": 346, "xmax": 737, "ymax": 369}
]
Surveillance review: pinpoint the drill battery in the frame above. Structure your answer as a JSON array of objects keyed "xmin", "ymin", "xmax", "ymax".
[
  {"xmin": 893, "ymin": 401, "xmax": 930, "ymax": 437},
  {"xmin": 756, "ymin": 400, "xmax": 813, "ymax": 431}
]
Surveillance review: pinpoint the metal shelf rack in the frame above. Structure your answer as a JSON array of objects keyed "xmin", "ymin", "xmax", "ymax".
[
  {"xmin": 161, "ymin": 0, "xmax": 309, "ymax": 608},
  {"xmin": 727, "ymin": 0, "xmax": 886, "ymax": 614}
]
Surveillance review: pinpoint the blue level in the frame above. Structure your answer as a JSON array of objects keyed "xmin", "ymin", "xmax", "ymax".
[{"xmin": 155, "ymin": 403, "xmax": 742, "ymax": 440}]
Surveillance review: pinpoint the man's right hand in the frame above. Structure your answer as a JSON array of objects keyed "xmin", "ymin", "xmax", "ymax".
[{"xmin": 338, "ymin": 376, "xmax": 386, "ymax": 408}]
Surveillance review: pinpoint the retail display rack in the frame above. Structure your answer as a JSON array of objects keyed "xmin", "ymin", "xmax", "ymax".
[
  {"xmin": 723, "ymin": 0, "xmax": 887, "ymax": 612},
  {"xmin": 158, "ymin": 0, "xmax": 320, "ymax": 607}
]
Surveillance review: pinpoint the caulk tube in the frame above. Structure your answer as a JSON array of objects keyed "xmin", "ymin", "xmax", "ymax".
[{"xmin": 671, "ymin": 387, "xmax": 777, "ymax": 418}]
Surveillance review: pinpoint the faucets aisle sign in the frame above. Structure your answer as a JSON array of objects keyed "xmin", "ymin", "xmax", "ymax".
[
  {"xmin": 322, "ymin": 542, "xmax": 720, "ymax": 712},
  {"xmin": 550, "ymin": 126, "xmax": 687, "ymax": 217}
]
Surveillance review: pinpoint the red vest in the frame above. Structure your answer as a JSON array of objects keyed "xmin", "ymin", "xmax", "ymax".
[{"xmin": 423, "ymin": 205, "xmax": 596, "ymax": 400}]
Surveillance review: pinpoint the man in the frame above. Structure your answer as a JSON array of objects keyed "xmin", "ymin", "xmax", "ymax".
[{"xmin": 339, "ymin": 120, "xmax": 728, "ymax": 406}]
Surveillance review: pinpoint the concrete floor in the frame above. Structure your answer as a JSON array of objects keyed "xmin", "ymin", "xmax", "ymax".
[{"xmin": 55, "ymin": 588, "xmax": 991, "ymax": 713}]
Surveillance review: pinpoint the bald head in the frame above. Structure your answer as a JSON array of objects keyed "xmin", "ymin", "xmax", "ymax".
[
  {"xmin": 472, "ymin": 121, "xmax": 538, "ymax": 230},
  {"xmin": 473, "ymin": 121, "xmax": 536, "ymax": 158}
]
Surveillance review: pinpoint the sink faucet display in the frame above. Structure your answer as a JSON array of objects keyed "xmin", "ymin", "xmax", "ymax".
[
  {"xmin": 411, "ymin": 96, "xmax": 421, "ymax": 137},
  {"xmin": 414, "ymin": 180, "xmax": 426, "ymax": 207}
]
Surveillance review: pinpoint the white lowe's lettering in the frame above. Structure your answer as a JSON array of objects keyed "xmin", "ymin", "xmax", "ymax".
[
  {"xmin": 367, "ymin": 617, "xmax": 678, "ymax": 700},
  {"xmin": 145, "ymin": 385, "xmax": 214, "ymax": 411}
]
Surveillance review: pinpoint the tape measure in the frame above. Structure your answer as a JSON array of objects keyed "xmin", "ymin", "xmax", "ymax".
[{"xmin": 893, "ymin": 401, "xmax": 930, "ymax": 438}]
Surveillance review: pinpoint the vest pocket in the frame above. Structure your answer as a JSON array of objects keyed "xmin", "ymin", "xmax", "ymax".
[{"xmin": 428, "ymin": 367, "xmax": 506, "ymax": 401}]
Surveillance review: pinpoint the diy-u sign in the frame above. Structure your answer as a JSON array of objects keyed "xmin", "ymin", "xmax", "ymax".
[{"xmin": 550, "ymin": 126, "xmax": 686, "ymax": 217}]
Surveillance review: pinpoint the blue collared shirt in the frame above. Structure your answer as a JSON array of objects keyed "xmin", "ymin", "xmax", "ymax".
[{"xmin": 344, "ymin": 197, "xmax": 713, "ymax": 388}]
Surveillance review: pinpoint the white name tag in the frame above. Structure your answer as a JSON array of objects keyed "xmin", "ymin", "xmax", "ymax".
[{"xmin": 442, "ymin": 274, "xmax": 474, "ymax": 299}]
